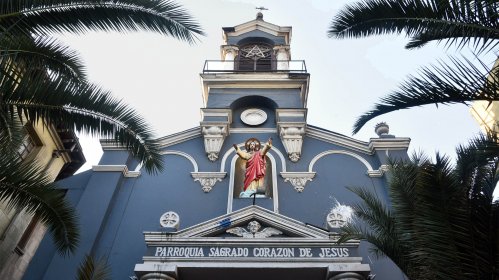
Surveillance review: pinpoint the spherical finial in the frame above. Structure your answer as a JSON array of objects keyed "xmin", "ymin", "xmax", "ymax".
[
  {"xmin": 256, "ymin": 12, "xmax": 263, "ymax": 20},
  {"xmin": 374, "ymin": 122, "xmax": 390, "ymax": 137}
]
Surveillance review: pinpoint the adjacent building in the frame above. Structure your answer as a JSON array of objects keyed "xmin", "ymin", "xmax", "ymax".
[
  {"xmin": 25, "ymin": 15, "xmax": 410, "ymax": 280},
  {"xmin": 0, "ymin": 121, "xmax": 85, "ymax": 280}
]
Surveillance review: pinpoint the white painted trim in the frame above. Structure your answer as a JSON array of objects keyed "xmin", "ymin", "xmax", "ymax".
[
  {"xmin": 309, "ymin": 150, "xmax": 374, "ymax": 173},
  {"xmin": 227, "ymin": 151, "xmax": 279, "ymax": 214},
  {"xmin": 149, "ymin": 205, "xmax": 330, "ymax": 239},
  {"xmin": 191, "ymin": 172, "xmax": 227, "ymax": 193},
  {"xmin": 92, "ymin": 165, "xmax": 141, "ymax": 178},
  {"xmin": 309, "ymin": 150, "xmax": 387, "ymax": 178},
  {"xmin": 368, "ymin": 137, "xmax": 411, "ymax": 150},
  {"xmin": 305, "ymin": 126, "xmax": 372, "ymax": 154},
  {"xmin": 230, "ymin": 128, "xmax": 277, "ymax": 133},
  {"xmin": 156, "ymin": 127, "xmax": 201, "ymax": 148},
  {"xmin": 220, "ymin": 145, "xmax": 287, "ymax": 173},
  {"xmin": 280, "ymin": 172, "xmax": 316, "ymax": 192},
  {"xmin": 160, "ymin": 150, "xmax": 198, "ymax": 172}
]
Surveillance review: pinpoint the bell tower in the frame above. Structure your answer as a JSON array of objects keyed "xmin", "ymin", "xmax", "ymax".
[{"xmin": 200, "ymin": 13, "xmax": 309, "ymax": 162}]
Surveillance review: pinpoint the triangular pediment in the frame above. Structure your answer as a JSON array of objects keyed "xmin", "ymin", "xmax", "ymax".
[
  {"xmin": 157, "ymin": 205, "xmax": 329, "ymax": 239},
  {"xmin": 223, "ymin": 19, "xmax": 291, "ymax": 45}
]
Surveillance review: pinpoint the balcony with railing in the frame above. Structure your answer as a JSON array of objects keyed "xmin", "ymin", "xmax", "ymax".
[{"xmin": 202, "ymin": 60, "xmax": 307, "ymax": 74}]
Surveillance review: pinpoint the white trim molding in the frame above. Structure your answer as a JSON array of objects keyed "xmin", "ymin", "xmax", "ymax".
[
  {"xmin": 227, "ymin": 152, "xmax": 279, "ymax": 213},
  {"xmin": 157, "ymin": 127, "xmax": 201, "ymax": 149},
  {"xmin": 220, "ymin": 144, "xmax": 287, "ymax": 173},
  {"xmin": 367, "ymin": 164, "xmax": 390, "ymax": 178},
  {"xmin": 92, "ymin": 165, "xmax": 141, "ymax": 178},
  {"xmin": 280, "ymin": 172, "xmax": 316, "ymax": 192},
  {"xmin": 309, "ymin": 150, "xmax": 387, "ymax": 178},
  {"xmin": 191, "ymin": 172, "xmax": 227, "ymax": 193},
  {"xmin": 160, "ymin": 150, "xmax": 199, "ymax": 172}
]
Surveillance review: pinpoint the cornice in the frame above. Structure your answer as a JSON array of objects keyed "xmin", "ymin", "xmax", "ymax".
[
  {"xmin": 92, "ymin": 165, "xmax": 140, "ymax": 177},
  {"xmin": 156, "ymin": 127, "xmax": 202, "ymax": 149},
  {"xmin": 368, "ymin": 137, "xmax": 411, "ymax": 150},
  {"xmin": 305, "ymin": 126, "xmax": 372, "ymax": 154},
  {"xmin": 223, "ymin": 20, "xmax": 292, "ymax": 44}
]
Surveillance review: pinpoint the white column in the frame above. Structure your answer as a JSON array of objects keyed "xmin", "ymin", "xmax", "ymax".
[
  {"xmin": 273, "ymin": 45, "xmax": 290, "ymax": 71},
  {"xmin": 221, "ymin": 45, "xmax": 239, "ymax": 71}
]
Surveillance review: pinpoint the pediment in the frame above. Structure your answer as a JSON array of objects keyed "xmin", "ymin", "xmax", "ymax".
[
  {"xmin": 223, "ymin": 20, "xmax": 291, "ymax": 44},
  {"xmin": 150, "ymin": 205, "xmax": 330, "ymax": 239}
]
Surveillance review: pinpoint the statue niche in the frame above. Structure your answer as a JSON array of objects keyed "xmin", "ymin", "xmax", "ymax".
[{"xmin": 233, "ymin": 138, "xmax": 273, "ymax": 198}]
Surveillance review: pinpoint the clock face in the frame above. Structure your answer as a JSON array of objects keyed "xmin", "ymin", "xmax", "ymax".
[{"xmin": 241, "ymin": 108, "xmax": 267, "ymax": 126}]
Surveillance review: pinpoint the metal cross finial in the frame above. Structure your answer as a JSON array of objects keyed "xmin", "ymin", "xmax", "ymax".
[{"xmin": 255, "ymin": 7, "xmax": 268, "ymax": 11}]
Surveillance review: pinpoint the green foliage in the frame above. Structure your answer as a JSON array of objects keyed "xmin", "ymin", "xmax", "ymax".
[
  {"xmin": 0, "ymin": 0, "xmax": 203, "ymax": 255},
  {"xmin": 0, "ymin": 153, "xmax": 79, "ymax": 256},
  {"xmin": 340, "ymin": 135, "xmax": 499, "ymax": 279},
  {"xmin": 76, "ymin": 255, "xmax": 111, "ymax": 280},
  {"xmin": 329, "ymin": 0, "xmax": 499, "ymax": 134}
]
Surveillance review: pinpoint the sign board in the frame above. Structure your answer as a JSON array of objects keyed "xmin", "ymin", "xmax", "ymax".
[{"xmin": 148, "ymin": 245, "xmax": 357, "ymax": 259}]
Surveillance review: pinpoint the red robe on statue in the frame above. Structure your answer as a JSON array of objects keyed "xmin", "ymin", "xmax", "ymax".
[{"xmin": 243, "ymin": 150, "xmax": 266, "ymax": 191}]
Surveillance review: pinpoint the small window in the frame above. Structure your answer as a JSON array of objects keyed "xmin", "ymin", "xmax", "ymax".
[
  {"xmin": 15, "ymin": 215, "xmax": 39, "ymax": 255},
  {"xmin": 16, "ymin": 125, "xmax": 41, "ymax": 161}
]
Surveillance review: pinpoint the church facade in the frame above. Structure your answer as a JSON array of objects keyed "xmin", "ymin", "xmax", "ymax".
[{"xmin": 24, "ymin": 15, "xmax": 410, "ymax": 280}]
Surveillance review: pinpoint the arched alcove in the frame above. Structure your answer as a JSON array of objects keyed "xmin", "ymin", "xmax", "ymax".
[{"xmin": 226, "ymin": 150, "xmax": 279, "ymax": 213}]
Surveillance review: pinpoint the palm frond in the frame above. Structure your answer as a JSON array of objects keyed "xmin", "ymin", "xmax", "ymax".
[
  {"xmin": 0, "ymin": 34, "xmax": 86, "ymax": 81},
  {"xmin": 353, "ymin": 56, "xmax": 498, "ymax": 134},
  {"xmin": 0, "ymin": 0, "xmax": 204, "ymax": 43},
  {"xmin": 1, "ymin": 69, "xmax": 164, "ymax": 173},
  {"xmin": 329, "ymin": 0, "xmax": 499, "ymax": 53},
  {"xmin": 76, "ymin": 255, "xmax": 111, "ymax": 280},
  {"xmin": 0, "ymin": 154, "xmax": 79, "ymax": 255}
]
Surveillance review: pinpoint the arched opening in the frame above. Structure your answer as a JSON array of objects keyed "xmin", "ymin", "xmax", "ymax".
[{"xmin": 233, "ymin": 155, "xmax": 273, "ymax": 198}]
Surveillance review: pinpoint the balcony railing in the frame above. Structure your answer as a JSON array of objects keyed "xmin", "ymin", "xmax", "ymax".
[{"xmin": 202, "ymin": 60, "xmax": 307, "ymax": 74}]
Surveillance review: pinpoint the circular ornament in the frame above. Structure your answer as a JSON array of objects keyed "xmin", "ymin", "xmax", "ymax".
[
  {"xmin": 159, "ymin": 211, "xmax": 180, "ymax": 229},
  {"xmin": 241, "ymin": 108, "xmax": 267, "ymax": 126}
]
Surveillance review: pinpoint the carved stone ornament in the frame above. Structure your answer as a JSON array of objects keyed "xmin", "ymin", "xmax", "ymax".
[
  {"xmin": 226, "ymin": 220, "xmax": 282, "ymax": 238},
  {"xmin": 279, "ymin": 125, "xmax": 305, "ymax": 162},
  {"xmin": 280, "ymin": 172, "xmax": 316, "ymax": 192},
  {"xmin": 160, "ymin": 211, "xmax": 180, "ymax": 229},
  {"xmin": 191, "ymin": 172, "xmax": 227, "ymax": 193},
  {"xmin": 240, "ymin": 108, "xmax": 267, "ymax": 126},
  {"xmin": 201, "ymin": 126, "xmax": 227, "ymax": 161},
  {"xmin": 327, "ymin": 203, "xmax": 354, "ymax": 230}
]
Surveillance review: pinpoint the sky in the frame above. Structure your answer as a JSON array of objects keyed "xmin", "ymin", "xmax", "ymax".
[{"xmin": 59, "ymin": 0, "xmax": 491, "ymax": 175}]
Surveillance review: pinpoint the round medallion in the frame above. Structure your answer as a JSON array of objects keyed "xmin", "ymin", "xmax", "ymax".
[
  {"xmin": 159, "ymin": 211, "xmax": 180, "ymax": 229},
  {"xmin": 241, "ymin": 108, "xmax": 267, "ymax": 126}
]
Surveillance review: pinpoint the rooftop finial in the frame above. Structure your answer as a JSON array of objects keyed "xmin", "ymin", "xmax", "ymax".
[{"xmin": 255, "ymin": 7, "xmax": 268, "ymax": 20}]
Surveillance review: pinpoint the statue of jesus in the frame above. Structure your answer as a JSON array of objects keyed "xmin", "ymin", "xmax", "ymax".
[{"xmin": 233, "ymin": 137, "xmax": 272, "ymax": 198}]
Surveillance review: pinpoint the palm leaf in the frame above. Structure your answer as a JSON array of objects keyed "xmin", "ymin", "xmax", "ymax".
[
  {"xmin": 0, "ymin": 0, "xmax": 204, "ymax": 43},
  {"xmin": 0, "ymin": 154, "xmax": 79, "ymax": 255},
  {"xmin": 341, "ymin": 135, "xmax": 499, "ymax": 278},
  {"xmin": 1, "ymin": 69, "xmax": 164, "ymax": 173},
  {"xmin": 329, "ymin": 0, "xmax": 499, "ymax": 53},
  {"xmin": 76, "ymin": 255, "xmax": 111, "ymax": 280},
  {"xmin": 352, "ymin": 56, "xmax": 499, "ymax": 134},
  {"xmin": 0, "ymin": 33, "xmax": 86, "ymax": 81}
]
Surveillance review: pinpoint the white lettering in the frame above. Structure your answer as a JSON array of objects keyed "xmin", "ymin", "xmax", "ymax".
[
  {"xmin": 299, "ymin": 248, "xmax": 312, "ymax": 257},
  {"xmin": 319, "ymin": 247, "xmax": 350, "ymax": 258}
]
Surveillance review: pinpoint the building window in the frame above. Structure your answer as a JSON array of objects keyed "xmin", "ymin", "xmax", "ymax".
[
  {"xmin": 237, "ymin": 44, "xmax": 273, "ymax": 71},
  {"xmin": 14, "ymin": 215, "xmax": 39, "ymax": 255},
  {"xmin": 16, "ymin": 125, "xmax": 41, "ymax": 161}
]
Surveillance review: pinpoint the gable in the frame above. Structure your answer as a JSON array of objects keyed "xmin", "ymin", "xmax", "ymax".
[{"xmin": 157, "ymin": 205, "xmax": 329, "ymax": 239}]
